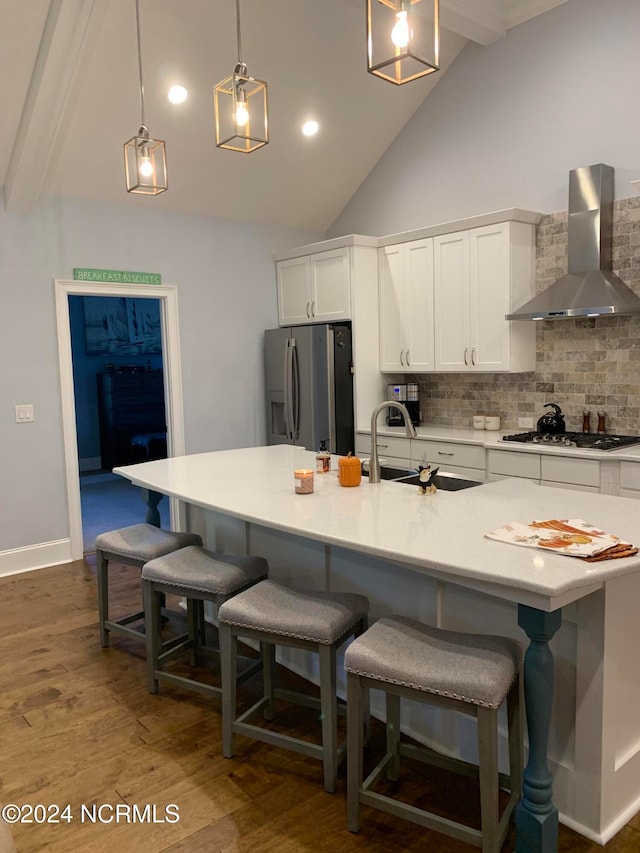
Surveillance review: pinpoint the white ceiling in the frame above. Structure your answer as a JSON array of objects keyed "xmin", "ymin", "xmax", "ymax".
[{"xmin": 0, "ymin": 0, "xmax": 568, "ymax": 231}]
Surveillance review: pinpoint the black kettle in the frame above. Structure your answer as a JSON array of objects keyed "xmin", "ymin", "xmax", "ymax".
[{"xmin": 537, "ymin": 403, "xmax": 566, "ymax": 434}]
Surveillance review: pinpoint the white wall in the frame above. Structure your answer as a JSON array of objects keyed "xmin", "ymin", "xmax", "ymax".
[
  {"xmin": 328, "ymin": 0, "xmax": 640, "ymax": 238},
  {"xmin": 0, "ymin": 193, "xmax": 320, "ymax": 557}
]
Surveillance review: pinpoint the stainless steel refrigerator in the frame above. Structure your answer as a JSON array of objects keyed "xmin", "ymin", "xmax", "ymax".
[{"xmin": 264, "ymin": 323, "xmax": 354, "ymax": 455}]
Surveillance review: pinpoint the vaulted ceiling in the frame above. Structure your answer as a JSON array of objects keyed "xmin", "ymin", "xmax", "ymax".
[{"xmin": 0, "ymin": 0, "xmax": 568, "ymax": 230}]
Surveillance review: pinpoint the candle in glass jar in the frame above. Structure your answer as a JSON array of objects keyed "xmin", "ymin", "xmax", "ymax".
[{"xmin": 294, "ymin": 468, "xmax": 314, "ymax": 494}]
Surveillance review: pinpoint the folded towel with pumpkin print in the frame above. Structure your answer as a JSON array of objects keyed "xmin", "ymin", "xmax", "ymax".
[{"xmin": 485, "ymin": 518, "xmax": 638, "ymax": 561}]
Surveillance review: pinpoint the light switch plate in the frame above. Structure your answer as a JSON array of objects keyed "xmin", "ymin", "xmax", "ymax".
[
  {"xmin": 15, "ymin": 404, "xmax": 34, "ymax": 423},
  {"xmin": 518, "ymin": 416, "xmax": 534, "ymax": 429}
]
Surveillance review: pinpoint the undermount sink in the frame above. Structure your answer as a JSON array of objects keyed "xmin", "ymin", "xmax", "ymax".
[
  {"xmin": 362, "ymin": 465, "xmax": 482, "ymax": 491},
  {"xmin": 395, "ymin": 473, "xmax": 482, "ymax": 491},
  {"xmin": 366, "ymin": 465, "xmax": 415, "ymax": 481}
]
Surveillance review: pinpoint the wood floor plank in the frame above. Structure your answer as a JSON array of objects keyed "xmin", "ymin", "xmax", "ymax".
[{"xmin": 1, "ymin": 559, "xmax": 639, "ymax": 853}]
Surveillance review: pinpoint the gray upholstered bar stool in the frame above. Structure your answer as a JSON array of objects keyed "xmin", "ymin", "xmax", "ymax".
[
  {"xmin": 345, "ymin": 615, "xmax": 523, "ymax": 853},
  {"xmin": 218, "ymin": 579, "xmax": 369, "ymax": 793},
  {"xmin": 95, "ymin": 523, "xmax": 202, "ymax": 648},
  {"xmin": 141, "ymin": 545, "xmax": 269, "ymax": 698}
]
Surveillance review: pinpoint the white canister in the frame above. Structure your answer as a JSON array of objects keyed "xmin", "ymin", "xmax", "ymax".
[
  {"xmin": 473, "ymin": 415, "xmax": 485, "ymax": 430},
  {"xmin": 485, "ymin": 415, "xmax": 501, "ymax": 431}
]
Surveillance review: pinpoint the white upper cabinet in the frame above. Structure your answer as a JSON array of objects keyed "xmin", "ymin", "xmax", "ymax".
[
  {"xmin": 379, "ymin": 237, "xmax": 435, "ymax": 372},
  {"xmin": 277, "ymin": 247, "xmax": 351, "ymax": 325},
  {"xmin": 434, "ymin": 222, "xmax": 536, "ymax": 373},
  {"xmin": 378, "ymin": 244, "xmax": 405, "ymax": 370},
  {"xmin": 433, "ymin": 231, "xmax": 470, "ymax": 370},
  {"xmin": 276, "ymin": 256, "xmax": 310, "ymax": 325}
]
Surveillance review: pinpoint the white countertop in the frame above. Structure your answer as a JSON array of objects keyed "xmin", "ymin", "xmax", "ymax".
[
  {"xmin": 357, "ymin": 425, "xmax": 640, "ymax": 462},
  {"xmin": 115, "ymin": 445, "xmax": 640, "ymax": 609}
]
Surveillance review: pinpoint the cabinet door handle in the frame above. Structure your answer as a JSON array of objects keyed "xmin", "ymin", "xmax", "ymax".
[
  {"xmin": 306, "ymin": 302, "xmax": 310, "ymax": 318},
  {"xmin": 400, "ymin": 349, "xmax": 405, "ymax": 366},
  {"xmin": 311, "ymin": 301, "xmax": 315, "ymax": 317},
  {"xmin": 471, "ymin": 347, "xmax": 476, "ymax": 366},
  {"xmin": 406, "ymin": 349, "xmax": 411, "ymax": 366},
  {"xmin": 438, "ymin": 451, "xmax": 454, "ymax": 456},
  {"xmin": 377, "ymin": 443, "xmax": 389, "ymax": 448},
  {"xmin": 463, "ymin": 347, "xmax": 468, "ymax": 366}
]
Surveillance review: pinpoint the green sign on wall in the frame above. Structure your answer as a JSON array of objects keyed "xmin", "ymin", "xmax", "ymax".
[{"xmin": 73, "ymin": 268, "xmax": 162, "ymax": 284}]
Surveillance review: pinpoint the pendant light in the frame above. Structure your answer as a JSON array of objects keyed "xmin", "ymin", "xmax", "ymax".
[
  {"xmin": 367, "ymin": 0, "xmax": 440, "ymax": 85},
  {"xmin": 123, "ymin": 0, "xmax": 168, "ymax": 194},
  {"xmin": 214, "ymin": 0, "xmax": 268, "ymax": 153}
]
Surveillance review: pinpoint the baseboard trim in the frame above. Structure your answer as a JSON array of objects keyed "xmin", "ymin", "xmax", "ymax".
[
  {"xmin": 559, "ymin": 791, "xmax": 640, "ymax": 846},
  {"xmin": 0, "ymin": 539, "xmax": 73, "ymax": 578},
  {"xmin": 79, "ymin": 456, "xmax": 102, "ymax": 473}
]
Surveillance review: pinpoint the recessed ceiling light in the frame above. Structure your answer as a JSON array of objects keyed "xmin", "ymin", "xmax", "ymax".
[
  {"xmin": 168, "ymin": 85, "xmax": 188, "ymax": 104},
  {"xmin": 302, "ymin": 120, "xmax": 319, "ymax": 137}
]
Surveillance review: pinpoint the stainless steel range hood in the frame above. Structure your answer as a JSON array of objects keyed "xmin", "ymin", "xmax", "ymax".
[{"xmin": 507, "ymin": 164, "xmax": 640, "ymax": 320}]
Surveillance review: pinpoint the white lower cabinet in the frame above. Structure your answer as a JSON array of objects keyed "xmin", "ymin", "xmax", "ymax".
[
  {"xmin": 487, "ymin": 449, "xmax": 540, "ymax": 483},
  {"xmin": 540, "ymin": 481, "xmax": 599, "ymax": 494},
  {"xmin": 414, "ymin": 440, "xmax": 485, "ymax": 481},
  {"xmin": 489, "ymin": 450, "xmax": 601, "ymax": 492},
  {"xmin": 357, "ymin": 435, "xmax": 640, "ymax": 496},
  {"xmin": 619, "ymin": 462, "xmax": 640, "ymax": 500},
  {"xmin": 356, "ymin": 434, "xmax": 487, "ymax": 481},
  {"xmin": 355, "ymin": 433, "xmax": 411, "ymax": 469},
  {"xmin": 540, "ymin": 456, "xmax": 600, "ymax": 492}
]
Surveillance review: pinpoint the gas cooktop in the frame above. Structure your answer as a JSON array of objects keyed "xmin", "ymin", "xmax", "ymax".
[{"xmin": 501, "ymin": 431, "xmax": 640, "ymax": 451}]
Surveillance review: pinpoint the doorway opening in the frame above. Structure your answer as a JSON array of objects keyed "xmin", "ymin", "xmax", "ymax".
[
  {"xmin": 55, "ymin": 280, "xmax": 186, "ymax": 562},
  {"xmin": 68, "ymin": 294, "xmax": 170, "ymax": 552}
]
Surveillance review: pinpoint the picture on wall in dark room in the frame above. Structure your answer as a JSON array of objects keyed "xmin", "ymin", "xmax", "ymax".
[{"xmin": 83, "ymin": 296, "xmax": 162, "ymax": 355}]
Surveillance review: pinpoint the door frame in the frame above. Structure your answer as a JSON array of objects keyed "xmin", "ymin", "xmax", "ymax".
[{"xmin": 55, "ymin": 279, "xmax": 186, "ymax": 560}]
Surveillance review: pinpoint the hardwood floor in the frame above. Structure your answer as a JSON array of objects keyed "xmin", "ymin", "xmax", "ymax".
[{"xmin": 1, "ymin": 558, "xmax": 640, "ymax": 852}]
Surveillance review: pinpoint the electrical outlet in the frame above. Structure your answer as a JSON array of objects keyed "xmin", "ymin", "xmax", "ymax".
[
  {"xmin": 518, "ymin": 416, "xmax": 534, "ymax": 429},
  {"xmin": 15, "ymin": 404, "xmax": 34, "ymax": 423}
]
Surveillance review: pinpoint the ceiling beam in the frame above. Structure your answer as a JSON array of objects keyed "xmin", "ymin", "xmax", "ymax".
[
  {"xmin": 440, "ymin": 0, "xmax": 507, "ymax": 47},
  {"xmin": 4, "ymin": 0, "xmax": 99, "ymax": 213},
  {"xmin": 506, "ymin": 0, "xmax": 568, "ymax": 28}
]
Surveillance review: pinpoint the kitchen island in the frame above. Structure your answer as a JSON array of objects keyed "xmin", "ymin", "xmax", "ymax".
[{"xmin": 115, "ymin": 444, "xmax": 640, "ymax": 851}]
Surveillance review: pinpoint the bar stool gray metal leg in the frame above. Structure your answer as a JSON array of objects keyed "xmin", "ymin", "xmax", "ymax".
[
  {"xmin": 97, "ymin": 550, "xmax": 110, "ymax": 648},
  {"xmin": 386, "ymin": 692, "xmax": 401, "ymax": 782},
  {"xmin": 319, "ymin": 644, "xmax": 338, "ymax": 793}
]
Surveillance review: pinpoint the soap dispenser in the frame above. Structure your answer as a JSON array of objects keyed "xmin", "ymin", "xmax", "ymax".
[{"xmin": 316, "ymin": 440, "xmax": 331, "ymax": 474}]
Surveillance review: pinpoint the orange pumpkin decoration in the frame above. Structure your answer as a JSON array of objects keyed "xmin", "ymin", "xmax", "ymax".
[{"xmin": 338, "ymin": 452, "xmax": 362, "ymax": 487}]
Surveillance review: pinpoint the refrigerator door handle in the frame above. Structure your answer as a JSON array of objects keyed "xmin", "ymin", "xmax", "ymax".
[
  {"xmin": 284, "ymin": 338, "xmax": 293, "ymax": 440},
  {"xmin": 291, "ymin": 338, "xmax": 301, "ymax": 440},
  {"xmin": 326, "ymin": 327, "xmax": 336, "ymax": 453}
]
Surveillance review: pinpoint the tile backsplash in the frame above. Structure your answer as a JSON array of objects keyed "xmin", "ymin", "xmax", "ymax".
[{"xmin": 417, "ymin": 197, "xmax": 640, "ymax": 435}]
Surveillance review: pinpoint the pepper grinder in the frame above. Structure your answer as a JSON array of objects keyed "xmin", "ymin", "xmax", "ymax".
[
  {"xmin": 597, "ymin": 411, "xmax": 606, "ymax": 434},
  {"xmin": 582, "ymin": 410, "xmax": 591, "ymax": 433}
]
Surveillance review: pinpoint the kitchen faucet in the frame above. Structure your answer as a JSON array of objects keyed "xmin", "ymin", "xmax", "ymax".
[{"xmin": 369, "ymin": 401, "xmax": 417, "ymax": 484}]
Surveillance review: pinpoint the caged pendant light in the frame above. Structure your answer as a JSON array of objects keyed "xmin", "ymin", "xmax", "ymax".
[
  {"xmin": 214, "ymin": 0, "xmax": 268, "ymax": 153},
  {"xmin": 367, "ymin": 0, "xmax": 440, "ymax": 85},
  {"xmin": 123, "ymin": 0, "xmax": 168, "ymax": 194}
]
